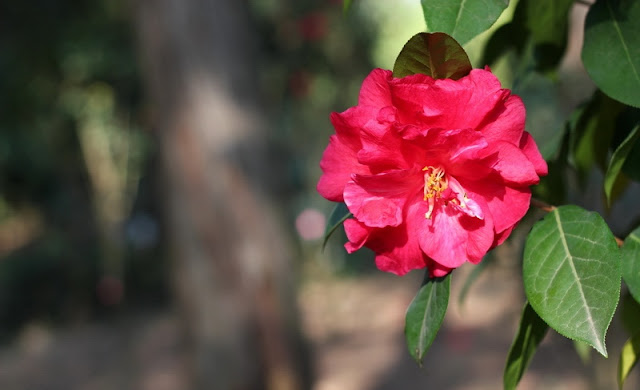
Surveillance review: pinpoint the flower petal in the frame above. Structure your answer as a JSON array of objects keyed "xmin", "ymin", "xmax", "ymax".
[
  {"xmin": 358, "ymin": 68, "xmax": 393, "ymax": 108},
  {"xmin": 520, "ymin": 131, "xmax": 548, "ymax": 176},
  {"xmin": 462, "ymin": 178, "xmax": 531, "ymax": 234},
  {"xmin": 493, "ymin": 225, "xmax": 514, "ymax": 247},
  {"xmin": 317, "ymin": 133, "xmax": 366, "ymax": 201},
  {"xmin": 476, "ymin": 94, "xmax": 526, "ymax": 146},
  {"xmin": 403, "ymin": 128, "xmax": 490, "ymax": 173},
  {"xmin": 417, "ymin": 201, "xmax": 494, "ymax": 268},
  {"xmin": 317, "ymin": 106, "xmax": 381, "ymax": 201},
  {"xmin": 483, "ymin": 141, "xmax": 540, "ymax": 185},
  {"xmin": 426, "ymin": 259, "xmax": 452, "ymax": 277},
  {"xmin": 357, "ymin": 115, "xmax": 409, "ymax": 170},
  {"xmin": 344, "ymin": 169, "xmax": 420, "ymax": 228},
  {"xmin": 344, "ymin": 218, "xmax": 372, "ymax": 253},
  {"xmin": 370, "ymin": 202, "xmax": 431, "ymax": 275},
  {"xmin": 390, "ymin": 69, "xmax": 516, "ymax": 134}
]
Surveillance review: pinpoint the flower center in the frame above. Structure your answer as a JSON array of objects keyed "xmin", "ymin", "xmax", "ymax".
[
  {"xmin": 422, "ymin": 166, "xmax": 484, "ymax": 221},
  {"xmin": 422, "ymin": 166, "xmax": 447, "ymax": 219}
]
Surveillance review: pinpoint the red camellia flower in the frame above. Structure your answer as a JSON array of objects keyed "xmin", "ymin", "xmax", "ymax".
[{"xmin": 317, "ymin": 68, "xmax": 548, "ymax": 277}]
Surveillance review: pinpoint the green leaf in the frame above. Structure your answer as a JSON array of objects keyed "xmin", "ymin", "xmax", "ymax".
[
  {"xmin": 523, "ymin": 205, "xmax": 622, "ymax": 357},
  {"xmin": 618, "ymin": 333, "xmax": 640, "ymax": 389},
  {"xmin": 605, "ymin": 123, "xmax": 640, "ymax": 203},
  {"xmin": 582, "ymin": 0, "xmax": 640, "ymax": 108},
  {"xmin": 322, "ymin": 203, "xmax": 351, "ymax": 251},
  {"xmin": 420, "ymin": 0, "xmax": 508, "ymax": 46},
  {"xmin": 503, "ymin": 302, "xmax": 549, "ymax": 390},
  {"xmin": 405, "ymin": 272, "xmax": 450, "ymax": 365},
  {"xmin": 392, "ymin": 32, "xmax": 472, "ymax": 80},
  {"xmin": 622, "ymin": 226, "xmax": 640, "ymax": 303}
]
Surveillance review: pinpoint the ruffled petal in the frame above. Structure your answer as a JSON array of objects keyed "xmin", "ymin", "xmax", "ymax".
[
  {"xmin": 493, "ymin": 225, "xmax": 515, "ymax": 247},
  {"xmin": 345, "ymin": 218, "xmax": 427, "ymax": 276},
  {"xmin": 403, "ymin": 128, "xmax": 490, "ymax": 173},
  {"xmin": 390, "ymin": 69, "xmax": 514, "ymax": 133},
  {"xmin": 483, "ymin": 141, "xmax": 540, "ymax": 185},
  {"xmin": 520, "ymin": 131, "xmax": 548, "ymax": 176},
  {"xmin": 358, "ymin": 115, "xmax": 410, "ymax": 170},
  {"xmin": 317, "ymin": 134, "xmax": 367, "ymax": 201},
  {"xmin": 476, "ymin": 94, "xmax": 526, "ymax": 145},
  {"xmin": 416, "ymin": 200, "xmax": 494, "ymax": 268},
  {"xmin": 370, "ymin": 201, "xmax": 431, "ymax": 275},
  {"xmin": 462, "ymin": 178, "xmax": 531, "ymax": 234},
  {"xmin": 358, "ymin": 68, "xmax": 393, "ymax": 108},
  {"xmin": 344, "ymin": 218, "xmax": 372, "ymax": 253},
  {"xmin": 343, "ymin": 169, "xmax": 421, "ymax": 228},
  {"xmin": 317, "ymin": 106, "xmax": 384, "ymax": 201}
]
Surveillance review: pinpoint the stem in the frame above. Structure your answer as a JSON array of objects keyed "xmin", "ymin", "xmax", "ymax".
[
  {"xmin": 531, "ymin": 198, "xmax": 624, "ymax": 247},
  {"xmin": 530, "ymin": 198, "xmax": 556, "ymax": 213},
  {"xmin": 575, "ymin": 0, "xmax": 593, "ymax": 6}
]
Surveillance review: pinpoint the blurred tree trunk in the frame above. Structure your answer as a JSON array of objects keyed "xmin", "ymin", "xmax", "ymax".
[{"xmin": 135, "ymin": 1, "xmax": 309, "ymax": 389}]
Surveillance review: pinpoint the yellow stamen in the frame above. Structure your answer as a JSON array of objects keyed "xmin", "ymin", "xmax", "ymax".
[{"xmin": 422, "ymin": 166, "xmax": 447, "ymax": 219}]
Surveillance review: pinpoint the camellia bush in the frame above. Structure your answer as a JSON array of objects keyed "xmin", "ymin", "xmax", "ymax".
[{"xmin": 319, "ymin": 0, "xmax": 640, "ymax": 388}]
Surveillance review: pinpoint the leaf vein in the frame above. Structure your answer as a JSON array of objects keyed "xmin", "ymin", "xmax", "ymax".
[
  {"xmin": 553, "ymin": 210, "xmax": 602, "ymax": 352},
  {"xmin": 606, "ymin": 0, "xmax": 640, "ymax": 85},
  {"xmin": 452, "ymin": 0, "xmax": 468, "ymax": 37}
]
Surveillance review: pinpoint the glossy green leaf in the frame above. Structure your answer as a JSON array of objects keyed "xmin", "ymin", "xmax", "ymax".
[
  {"xmin": 405, "ymin": 272, "xmax": 450, "ymax": 365},
  {"xmin": 622, "ymin": 226, "xmax": 640, "ymax": 303},
  {"xmin": 605, "ymin": 123, "xmax": 640, "ymax": 203},
  {"xmin": 504, "ymin": 302, "xmax": 549, "ymax": 390},
  {"xmin": 582, "ymin": 0, "xmax": 640, "ymax": 108},
  {"xmin": 420, "ymin": 0, "xmax": 508, "ymax": 46},
  {"xmin": 322, "ymin": 203, "xmax": 351, "ymax": 250},
  {"xmin": 618, "ymin": 333, "xmax": 640, "ymax": 389},
  {"xmin": 523, "ymin": 205, "xmax": 621, "ymax": 357},
  {"xmin": 392, "ymin": 32, "xmax": 471, "ymax": 80}
]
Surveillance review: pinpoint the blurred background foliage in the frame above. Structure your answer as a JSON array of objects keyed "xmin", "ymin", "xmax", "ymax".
[
  {"xmin": 0, "ymin": 0, "xmax": 165, "ymax": 340},
  {"xmin": 0, "ymin": 0, "xmax": 428, "ymax": 340}
]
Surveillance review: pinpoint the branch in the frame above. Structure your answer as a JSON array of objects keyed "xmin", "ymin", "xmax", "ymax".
[
  {"xmin": 530, "ymin": 198, "xmax": 624, "ymax": 247},
  {"xmin": 530, "ymin": 198, "xmax": 556, "ymax": 213}
]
